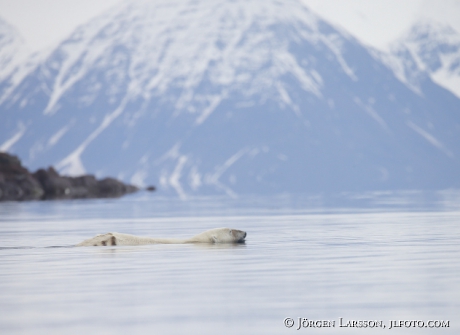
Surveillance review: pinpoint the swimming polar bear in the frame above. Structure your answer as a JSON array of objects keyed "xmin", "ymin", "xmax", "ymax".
[{"xmin": 76, "ymin": 228, "xmax": 246, "ymax": 247}]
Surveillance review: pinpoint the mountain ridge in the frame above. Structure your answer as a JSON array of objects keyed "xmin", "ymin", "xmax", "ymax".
[
  {"xmin": 374, "ymin": 21, "xmax": 460, "ymax": 98},
  {"xmin": 1, "ymin": 0, "xmax": 459, "ymax": 197}
]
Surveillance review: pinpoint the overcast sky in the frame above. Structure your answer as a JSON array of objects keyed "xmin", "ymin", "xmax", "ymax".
[{"xmin": 0, "ymin": 0, "xmax": 459, "ymax": 52}]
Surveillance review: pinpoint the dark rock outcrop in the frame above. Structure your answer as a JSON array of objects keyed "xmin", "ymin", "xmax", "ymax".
[{"xmin": 0, "ymin": 152, "xmax": 140, "ymax": 201}]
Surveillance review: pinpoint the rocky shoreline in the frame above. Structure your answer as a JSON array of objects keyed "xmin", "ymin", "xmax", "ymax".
[{"xmin": 0, "ymin": 152, "xmax": 141, "ymax": 202}]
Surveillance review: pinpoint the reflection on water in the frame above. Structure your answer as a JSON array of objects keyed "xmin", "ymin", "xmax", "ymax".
[{"xmin": 0, "ymin": 191, "xmax": 459, "ymax": 334}]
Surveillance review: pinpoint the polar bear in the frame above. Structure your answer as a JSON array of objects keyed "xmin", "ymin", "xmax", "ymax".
[{"xmin": 76, "ymin": 228, "xmax": 246, "ymax": 247}]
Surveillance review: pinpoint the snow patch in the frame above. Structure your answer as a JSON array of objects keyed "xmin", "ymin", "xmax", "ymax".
[
  {"xmin": 155, "ymin": 143, "xmax": 190, "ymax": 198},
  {"xmin": 195, "ymin": 94, "xmax": 224, "ymax": 125},
  {"xmin": 169, "ymin": 155, "xmax": 188, "ymax": 199},
  {"xmin": 48, "ymin": 124, "xmax": 71, "ymax": 147},
  {"xmin": 0, "ymin": 122, "xmax": 26, "ymax": 152},
  {"xmin": 320, "ymin": 33, "xmax": 357, "ymax": 80},
  {"xmin": 56, "ymin": 153, "xmax": 86, "ymax": 176},
  {"xmin": 407, "ymin": 121, "xmax": 453, "ymax": 157},
  {"xmin": 57, "ymin": 95, "xmax": 130, "ymax": 175},
  {"xmin": 189, "ymin": 166, "xmax": 202, "ymax": 191},
  {"xmin": 131, "ymin": 169, "xmax": 148, "ymax": 187},
  {"xmin": 430, "ymin": 52, "xmax": 460, "ymax": 98},
  {"xmin": 277, "ymin": 83, "xmax": 301, "ymax": 117},
  {"xmin": 372, "ymin": 49, "xmax": 423, "ymax": 95},
  {"xmin": 206, "ymin": 147, "xmax": 249, "ymax": 198},
  {"xmin": 353, "ymin": 97, "xmax": 388, "ymax": 130}
]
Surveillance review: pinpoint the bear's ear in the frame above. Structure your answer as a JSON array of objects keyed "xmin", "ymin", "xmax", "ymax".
[{"xmin": 211, "ymin": 235, "xmax": 218, "ymax": 243}]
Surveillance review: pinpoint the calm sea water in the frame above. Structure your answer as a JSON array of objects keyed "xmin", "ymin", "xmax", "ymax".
[{"xmin": 1, "ymin": 191, "xmax": 459, "ymax": 334}]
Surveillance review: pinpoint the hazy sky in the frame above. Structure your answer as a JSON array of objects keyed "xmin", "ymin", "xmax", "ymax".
[{"xmin": 0, "ymin": 0, "xmax": 459, "ymax": 52}]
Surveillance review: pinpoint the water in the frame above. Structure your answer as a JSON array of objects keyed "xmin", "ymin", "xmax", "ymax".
[{"xmin": 1, "ymin": 192, "xmax": 459, "ymax": 334}]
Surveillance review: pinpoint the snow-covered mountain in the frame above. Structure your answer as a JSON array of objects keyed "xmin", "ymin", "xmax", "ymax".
[
  {"xmin": 0, "ymin": 17, "xmax": 43, "ymax": 110},
  {"xmin": 1, "ymin": 0, "xmax": 460, "ymax": 197},
  {"xmin": 0, "ymin": 17, "xmax": 23, "ymax": 79},
  {"xmin": 382, "ymin": 21, "xmax": 460, "ymax": 99}
]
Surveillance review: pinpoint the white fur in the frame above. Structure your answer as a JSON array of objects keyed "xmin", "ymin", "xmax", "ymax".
[{"xmin": 76, "ymin": 228, "xmax": 246, "ymax": 247}]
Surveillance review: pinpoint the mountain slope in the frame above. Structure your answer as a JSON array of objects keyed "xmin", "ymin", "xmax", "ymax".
[
  {"xmin": 382, "ymin": 22, "xmax": 460, "ymax": 99},
  {"xmin": 1, "ymin": 0, "xmax": 459, "ymax": 197},
  {"xmin": 0, "ymin": 17, "xmax": 24, "ymax": 79},
  {"xmin": 0, "ymin": 16, "xmax": 43, "ymax": 131}
]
